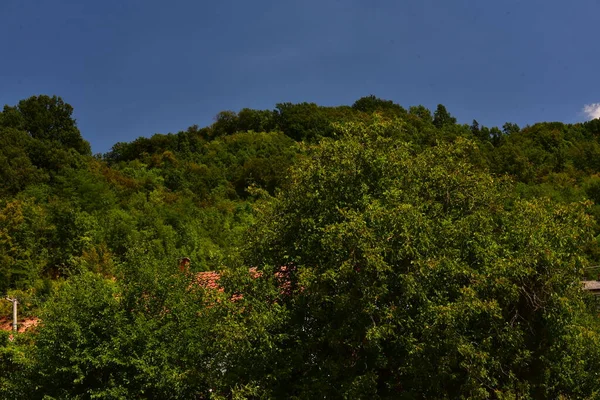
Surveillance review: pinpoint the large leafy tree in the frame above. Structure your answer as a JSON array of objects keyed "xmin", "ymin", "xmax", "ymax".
[
  {"xmin": 28, "ymin": 260, "xmax": 287, "ymax": 399},
  {"xmin": 2, "ymin": 95, "xmax": 91, "ymax": 155},
  {"xmin": 246, "ymin": 118, "xmax": 600, "ymax": 398}
]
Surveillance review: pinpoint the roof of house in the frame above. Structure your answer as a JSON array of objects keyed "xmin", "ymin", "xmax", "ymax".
[
  {"xmin": 193, "ymin": 266, "xmax": 292, "ymax": 299},
  {"xmin": 583, "ymin": 280, "xmax": 600, "ymax": 291},
  {"xmin": 195, "ymin": 271, "xmax": 223, "ymax": 291},
  {"xmin": 0, "ymin": 317, "xmax": 39, "ymax": 333},
  {"xmin": 2, "ymin": 273, "xmax": 598, "ymax": 335}
]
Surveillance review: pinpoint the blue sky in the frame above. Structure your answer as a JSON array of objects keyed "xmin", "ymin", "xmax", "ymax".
[{"xmin": 1, "ymin": 0, "xmax": 599, "ymax": 154}]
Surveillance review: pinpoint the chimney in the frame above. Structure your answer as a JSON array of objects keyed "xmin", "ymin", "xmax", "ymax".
[{"xmin": 179, "ymin": 257, "xmax": 191, "ymax": 273}]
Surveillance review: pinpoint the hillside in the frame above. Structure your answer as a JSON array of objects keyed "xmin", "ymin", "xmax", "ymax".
[{"xmin": 2, "ymin": 94, "xmax": 600, "ymax": 398}]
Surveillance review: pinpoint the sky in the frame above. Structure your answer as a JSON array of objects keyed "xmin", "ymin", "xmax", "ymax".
[{"xmin": 1, "ymin": 0, "xmax": 599, "ymax": 154}]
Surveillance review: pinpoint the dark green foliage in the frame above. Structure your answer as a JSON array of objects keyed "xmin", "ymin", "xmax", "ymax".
[
  {"xmin": 502, "ymin": 122, "xmax": 520, "ymax": 135},
  {"xmin": 352, "ymin": 95, "xmax": 407, "ymax": 116},
  {"xmin": 0, "ymin": 199, "xmax": 52, "ymax": 293},
  {"xmin": 29, "ymin": 268, "xmax": 223, "ymax": 399},
  {"xmin": 32, "ymin": 272, "xmax": 127, "ymax": 398},
  {"xmin": 470, "ymin": 119, "xmax": 480, "ymax": 136},
  {"xmin": 3, "ymin": 94, "xmax": 600, "ymax": 398},
  {"xmin": 237, "ymin": 108, "xmax": 278, "ymax": 133},
  {"xmin": 212, "ymin": 110, "xmax": 240, "ymax": 137},
  {"xmin": 246, "ymin": 120, "xmax": 600, "ymax": 397},
  {"xmin": 0, "ymin": 128, "xmax": 48, "ymax": 195},
  {"xmin": 433, "ymin": 103, "xmax": 457, "ymax": 128},
  {"xmin": 408, "ymin": 105, "xmax": 433, "ymax": 123},
  {"xmin": 585, "ymin": 118, "xmax": 600, "ymax": 136},
  {"xmin": 23, "ymin": 259, "xmax": 289, "ymax": 399},
  {"xmin": 0, "ymin": 331, "xmax": 33, "ymax": 399},
  {"xmin": 212, "ymin": 108, "xmax": 278, "ymax": 138},
  {"xmin": 3, "ymin": 95, "xmax": 91, "ymax": 155},
  {"xmin": 275, "ymin": 102, "xmax": 334, "ymax": 141}
]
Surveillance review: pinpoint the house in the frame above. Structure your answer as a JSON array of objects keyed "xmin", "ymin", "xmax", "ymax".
[
  {"xmin": 179, "ymin": 257, "xmax": 293, "ymax": 299},
  {"xmin": 0, "ymin": 317, "xmax": 39, "ymax": 333},
  {"xmin": 582, "ymin": 280, "xmax": 600, "ymax": 310},
  {"xmin": 582, "ymin": 280, "xmax": 600, "ymax": 294}
]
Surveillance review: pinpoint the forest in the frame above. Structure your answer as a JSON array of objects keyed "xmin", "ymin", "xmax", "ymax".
[{"xmin": 2, "ymin": 94, "xmax": 600, "ymax": 398}]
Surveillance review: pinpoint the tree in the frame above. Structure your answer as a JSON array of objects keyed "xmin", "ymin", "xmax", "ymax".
[
  {"xmin": 433, "ymin": 104, "xmax": 457, "ymax": 128},
  {"xmin": 275, "ymin": 102, "xmax": 333, "ymax": 141},
  {"xmin": 408, "ymin": 105, "xmax": 433, "ymax": 123},
  {"xmin": 470, "ymin": 119, "xmax": 480, "ymax": 136},
  {"xmin": 28, "ymin": 258, "xmax": 286, "ymax": 399},
  {"xmin": 0, "ymin": 127, "xmax": 48, "ymax": 195},
  {"xmin": 30, "ymin": 269, "xmax": 215, "ymax": 399},
  {"xmin": 0, "ymin": 199, "xmax": 52, "ymax": 292},
  {"xmin": 237, "ymin": 108, "xmax": 277, "ymax": 133},
  {"xmin": 0, "ymin": 331, "xmax": 33, "ymax": 399},
  {"xmin": 5, "ymin": 95, "xmax": 91, "ymax": 155},
  {"xmin": 352, "ymin": 95, "xmax": 406, "ymax": 116},
  {"xmin": 585, "ymin": 118, "xmax": 600, "ymax": 136},
  {"xmin": 490, "ymin": 126, "xmax": 503, "ymax": 146},
  {"xmin": 502, "ymin": 122, "xmax": 520, "ymax": 135},
  {"xmin": 212, "ymin": 111, "xmax": 240, "ymax": 138},
  {"xmin": 246, "ymin": 119, "xmax": 600, "ymax": 398},
  {"xmin": 31, "ymin": 272, "xmax": 128, "ymax": 399}
]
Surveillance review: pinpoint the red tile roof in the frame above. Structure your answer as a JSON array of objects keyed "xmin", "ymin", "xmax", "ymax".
[
  {"xmin": 193, "ymin": 265, "xmax": 294, "ymax": 299},
  {"xmin": 0, "ymin": 317, "xmax": 39, "ymax": 333},
  {"xmin": 195, "ymin": 271, "xmax": 223, "ymax": 291}
]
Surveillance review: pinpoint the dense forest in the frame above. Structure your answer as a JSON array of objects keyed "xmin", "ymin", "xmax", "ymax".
[{"xmin": 2, "ymin": 94, "xmax": 600, "ymax": 398}]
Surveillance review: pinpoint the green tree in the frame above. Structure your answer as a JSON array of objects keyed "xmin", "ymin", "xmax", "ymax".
[
  {"xmin": 408, "ymin": 105, "xmax": 433, "ymax": 123},
  {"xmin": 31, "ymin": 272, "xmax": 128, "ymax": 399},
  {"xmin": 0, "ymin": 332, "xmax": 33, "ymax": 399},
  {"xmin": 470, "ymin": 119, "xmax": 480, "ymax": 136},
  {"xmin": 28, "ymin": 258, "xmax": 286, "ymax": 399},
  {"xmin": 352, "ymin": 95, "xmax": 406, "ymax": 116},
  {"xmin": 246, "ymin": 119, "xmax": 600, "ymax": 398},
  {"xmin": 585, "ymin": 118, "xmax": 600, "ymax": 136},
  {"xmin": 433, "ymin": 104, "xmax": 457, "ymax": 128},
  {"xmin": 275, "ymin": 102, "xmax": 333, "ymax": 141},
  {"xmin": 212, "ymin": 110, "xmax": 240, "ymax": 138},
  {"xmin": 237, "ymin": 108, "xmax": 277, "ymax": 133},
  {"xmin": 0, "ymin": 199, "xmax": 52, "ymax": 292},
  {"xmin": 0, "ymin": 127, "xmax": 48, "ymax": 195},
  {"xmin": 502, "ymin": 122, "xmax": 520, "ymax": 135},
  {"xmin": 3, "ymin": 95, "xmax": 91, "ymax": 155}
]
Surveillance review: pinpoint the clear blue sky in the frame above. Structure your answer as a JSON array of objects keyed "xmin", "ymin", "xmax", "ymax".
[{"xmin": 1, "ymin": 0, "xmax": 599, "ymax": 154}]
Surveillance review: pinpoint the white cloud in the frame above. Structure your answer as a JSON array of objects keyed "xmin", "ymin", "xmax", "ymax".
[{"xmin": 583, "ymin": 103, "xmax": 600, "ymax": 120}]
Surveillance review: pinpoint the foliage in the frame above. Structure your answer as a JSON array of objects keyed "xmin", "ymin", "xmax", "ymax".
[
  {"xmin": 25, "ymin": 259, "xmax": 289, "ymax": 399},
  {"xmin": 245, "ymin": 120, "xmax": 600, "ymax": 398},
  {"xmin": 0, "ymin": 331, "xmax": 34, "ymax": 399},
  {"xmin": 2, "ymin": 95, "xmax": 90, "ymax": 155},
  {"xmin": 2, "ymin": 93, "xmax": 600, "ymax": 397}
]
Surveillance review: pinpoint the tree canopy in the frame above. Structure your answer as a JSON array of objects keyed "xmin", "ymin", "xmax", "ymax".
[
  {"xmin": 245, "ymin": 118, "xmax": 600, "ymax": 398},
  {"xmin": 2, "ymin": 94, "xmax": 600, "ymax": 398}
]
